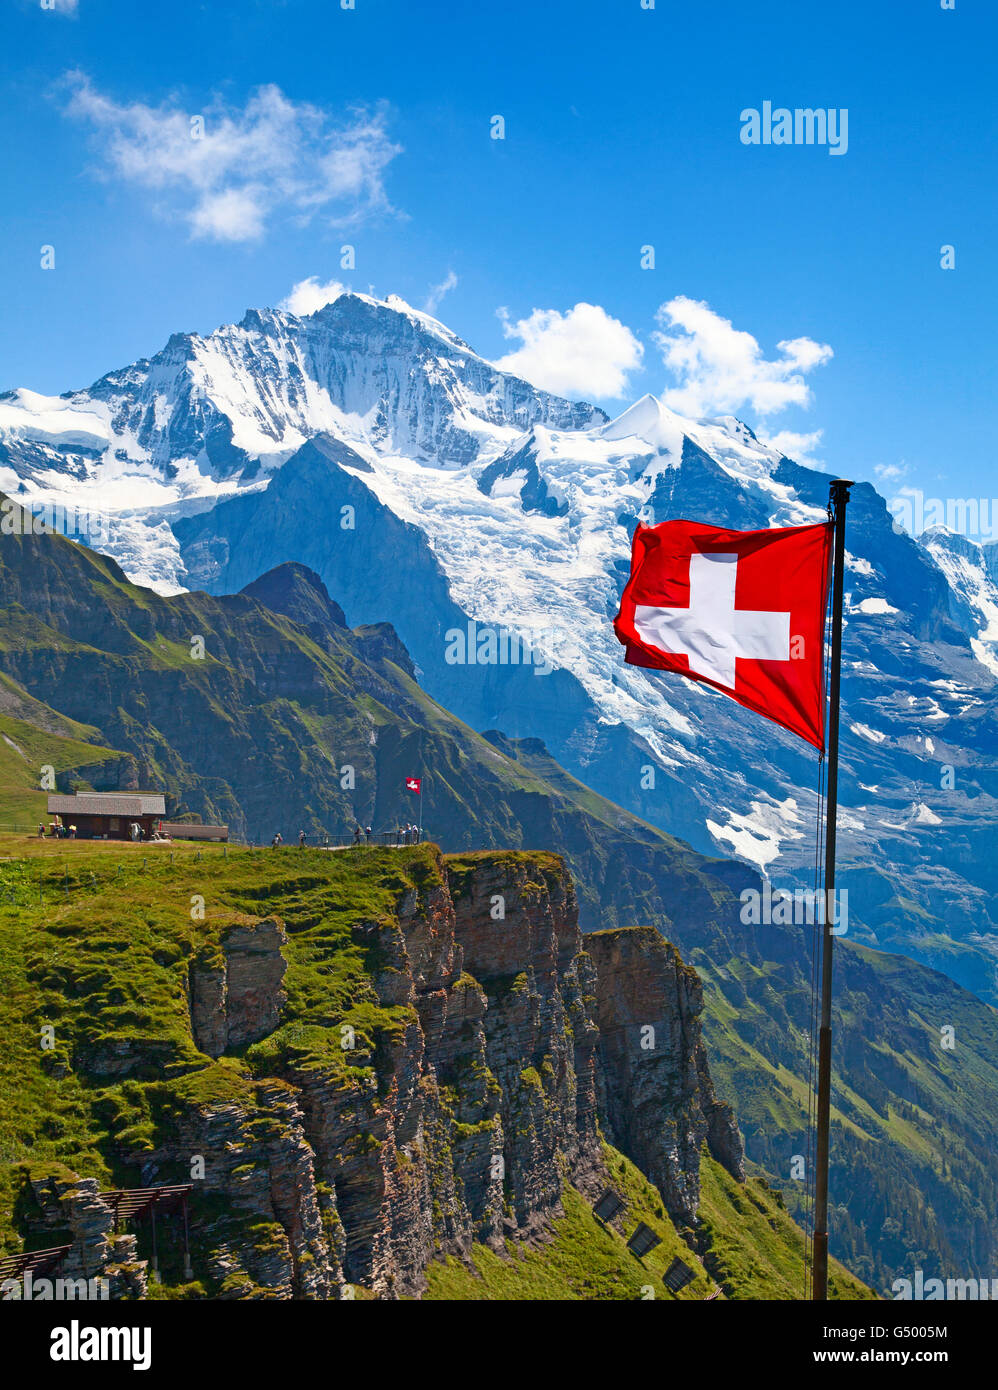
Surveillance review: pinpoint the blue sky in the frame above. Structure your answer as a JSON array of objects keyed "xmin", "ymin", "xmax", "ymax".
[{"xmin": 1, "ymin": 0, "xmax": 994, "ymax": 507}]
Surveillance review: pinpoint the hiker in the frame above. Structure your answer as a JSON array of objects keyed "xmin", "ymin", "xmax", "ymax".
[
  {"xmin": 271, "ymin": 832, "xmax": 283, "ymax": 848},
  {"xmin": 69, "ymin": 825, "xmax": 77, "ymax": 839},
  {"xmin": 298, "ymin": 829, "xmax": 307, "ymax": 848},
  {"xmin": 396, "ymin": 824, "xmax": 403, "ymax": 846},
  {"xmin": 37, "ymin": 823, "xmax": 45, "ymax": 838},
  {"xmin": 365, "ymin": 825, "xmax": 372, "ymax": 843},
  {"xmin": 353, "ymin": 823, "xmax": 362, "ymax": 845}
]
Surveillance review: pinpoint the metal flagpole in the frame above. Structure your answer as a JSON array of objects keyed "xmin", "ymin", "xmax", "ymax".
[{"xmin": 812, "ymin": 477, "xmax": 852, "ymax": 1302}]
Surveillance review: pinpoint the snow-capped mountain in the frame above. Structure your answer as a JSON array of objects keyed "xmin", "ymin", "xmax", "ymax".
[
  {"xmin": 2, "ymin": 292, "xmax": 996, "ymax": 1000},
  {"xmin": 0, "ymin": 293, "xmax": 601, "ymax": 588}
]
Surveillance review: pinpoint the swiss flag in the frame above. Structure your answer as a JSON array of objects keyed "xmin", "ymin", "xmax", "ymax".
[
  {"xmin": 614, "ymin": 520, "xmax": 833, "ymax": 750},
  {"xmin": 404, "ymin": 777, "xmax": 422, "ymax": 794}
]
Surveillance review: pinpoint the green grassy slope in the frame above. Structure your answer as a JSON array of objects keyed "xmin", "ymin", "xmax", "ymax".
[
  {"xmin": 0, "ymin": 701, "xmax": 129, "ymax": 825},
  {"xmin": 424, "ymin": 1145, "xmax": 871, "ymax": 1301},
  {"xmin": 0, "ymin": 838, "xmax": 424, "ymax": 1195},
  {"xmin": 695, "ymin": 938, "xmax": 998, "ymax": 1293},
  {"xmin": 697, "ymin": 1155, "xmax": 868, "ymax": 1300}
]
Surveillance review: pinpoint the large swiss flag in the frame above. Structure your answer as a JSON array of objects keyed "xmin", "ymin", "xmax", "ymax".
[{"xmin": 614, "ymin": 520, "xmax": 833, "ymax": 750}]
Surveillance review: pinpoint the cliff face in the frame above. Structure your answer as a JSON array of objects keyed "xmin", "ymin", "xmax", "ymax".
[
  {"xmin": 138, "ymin": 852, "xmax": 616, "ymax": 1298},
  {"xmin": 445, "ymin": 853, "xmax": 605, "ymax": 1231},
  {"xmin": 189, "ymin": 917, "xmax": 288, "ymax": 1058},
  {"xmin": 153, "ymin": 852, "xmax": 741, "ymax": 1298},
  {"xmin": 3, "ymin": 846, "xmax": 742, "ymax": 1301},
  {"xmin": 586, "ymin": 927, "xmax": 744, "ymax": 1230}
]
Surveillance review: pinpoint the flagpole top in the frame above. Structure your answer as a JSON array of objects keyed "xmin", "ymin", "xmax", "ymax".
[{"xmin": 829, "ymin": 479, "xmax": 853, "ymax": 513}]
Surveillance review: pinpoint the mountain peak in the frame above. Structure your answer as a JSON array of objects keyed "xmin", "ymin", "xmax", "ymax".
[
  {"xmin": 600, "ymin": 394, "xmax": 688, "ymax": 457},
  {"xmin": 240, "ymin": 562, "xmax": 347, "ymax": 632},
  {"xmin": 920, "ymin": 524, "xmax": 983, "ymax": 558}
]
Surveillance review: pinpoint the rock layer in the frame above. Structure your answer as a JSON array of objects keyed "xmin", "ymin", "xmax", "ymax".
[
  {"xmin": 189, "ymin": 917, "xmax": 288, "ymax": 1058},
  {"xmin": 586, "ymin": 925, "xmax": 744, "ymax": 1228}
]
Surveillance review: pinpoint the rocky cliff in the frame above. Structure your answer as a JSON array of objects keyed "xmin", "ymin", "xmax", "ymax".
[
  {"xmin": 2, "ymin": 845, "xmax": 743, "ymax": 1300},
  {"xmin": 149, "ymin": 850, "xmax": 741, "ymax": 1298},
  {"xmin": 586, "ymin": 926, "xmax": 744, "ymax": 1230}
]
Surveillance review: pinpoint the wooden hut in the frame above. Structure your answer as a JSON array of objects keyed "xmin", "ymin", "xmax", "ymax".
[{"xmin": 45, "ymin": 792, "xmax": 167, "ymax": 841}]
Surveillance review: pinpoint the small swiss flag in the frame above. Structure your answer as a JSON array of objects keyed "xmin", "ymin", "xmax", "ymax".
[
  {"xmin": 614, "ymin": 520, "xmax": 833, "ymax": 750},
  {"xmin": 404, "ymin": 777, "xmax": 422, "ymax": 794}
]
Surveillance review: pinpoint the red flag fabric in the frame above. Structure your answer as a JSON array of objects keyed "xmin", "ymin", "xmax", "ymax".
[
  {"xmin": 404, "ymin": 777, "xmax": 422, "ymax": 794},
  {"xmin": 614, "ymin": 519, "xmax": 833, "ymax": 750}
]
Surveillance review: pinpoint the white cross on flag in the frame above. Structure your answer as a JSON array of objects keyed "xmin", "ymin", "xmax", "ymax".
[
  {"xmin": 614, "ymin": 519, "xmax": 833, "ymax": 749},
  {"xmin": 404, "ymin": 777, "xmax": 421, "ymax": 794}
]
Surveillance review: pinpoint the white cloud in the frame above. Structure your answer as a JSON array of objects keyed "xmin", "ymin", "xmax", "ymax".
[
  {"xmin": 493, "ymin": 302, "xmax": 643, "ymax": 400},
  {"xmin": 278, "ymin": 276, "xmax": 346, "ymax": 316},
  {"xmin": 424, "ymin": 270, "xmax": 458, "ymax": 315},
  {"xmin": 191, "ymin": 187, "xmax": 267, "ymax": 242},
  {"xmin": 759, "ymin": 429, "xmax": 825, "ymax": 466},
  {"xmin": 654, "ymin": 296, "xmax": 833, "ymax": 418},
  {"xmin": 62, "ymin": 73, "xmax": 402, "ymax": 242},
  {"xmin": 874, "ymin": 461, "xmax": 908, "ymax": 483},
  {"xmin": 49, "ymin": 0, "xmax": 79, "ymax": 13}
]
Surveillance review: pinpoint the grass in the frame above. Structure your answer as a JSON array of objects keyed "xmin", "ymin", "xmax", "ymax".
[
  {"xmin": 697, "ymin": 1156, "xmax": 874, "ymax": 1301},
  {"xmin": 0, "ymin": 837, "xmax": 439, "ymax": 1257},
  {"xmin": 425, "ymin": 1146, "xmax": 717, "ymax": 1302},
  {"xmin": 424, "ymin": 1144, "xmax": 871, "ymax": 1301},
  {"xmin": 0, "ymin": 711, "xmax": 128, "ymax": 825},
  {"xmin": 695, "ymin": 938, "xmax": 998, "ymax": 1292}
]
